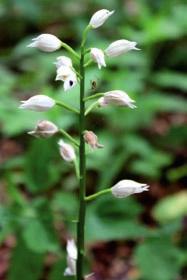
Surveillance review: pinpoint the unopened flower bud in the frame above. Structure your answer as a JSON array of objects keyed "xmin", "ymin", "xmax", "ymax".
[
  {"xmin": 28, "ymin": 120, "xmax": 58, "ymax": 138},
  {"xmin": 64, "ymin": 239, "xmax": 77, "ymax": 276},
  {"xmin": 84, "ymin": 130, "xmax": 104, "ymax": 149},
  {"xmin": 90, "ymin": 48, "xmax": 106, "ymax": 69},
  {"xmin": 27, "ymin": 34, "xmax": 62, "ymax": 52},
  {"xmin": 54, "ymin": 56, "xmax": 73, "ymax": 69},
  {"xmin": 58, "ymin": 140, "xmax": 76, "ymax": 162},
  {"xmin": 19, "ymin": 95, "xmax": 55, "ymax": 111},
  {"xmin": 105, "ymin": 39, "xmax": 140, "ymax": 57},
  {"xmin": 98, "ymin": 90, "xmax": 136, "ymax": 109},
  {"xmin": 111, "ymin": 180, "xmax": 149, "ymax": 198},
  {"xmin": 89, "ymin": 9, "xmax": 114, "ymax": 28}
]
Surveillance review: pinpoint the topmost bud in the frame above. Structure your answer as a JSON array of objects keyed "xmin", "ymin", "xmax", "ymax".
[
  {"xmin": 89, "ymin": 9, "xmax": 114, "ymax": 29},
  {"xmin": 27, "ymin": 34, "xmax": 62, "ymax": 52}
]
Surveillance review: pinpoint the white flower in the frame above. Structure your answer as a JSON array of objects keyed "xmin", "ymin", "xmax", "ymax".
[
  {"xmin": 55, "ymin": 65, "xmax": 74, "ymax": 82},
  {"xmin": 111, "ymin": 180, "xmax": 149, "ymax": 198},
  {"xmin": 64, "ymin": 239, "xmax": 77, "ymax": 276},
  {"xmin": 98, "ymin": 90, "xmax": 136, "ymax": 109},
  {"xmin": 58, "ymin": 139, "xmax": 76, "ymax": 162},
  {"xmin": 55, "ymin": 65, "xmax": 77, "ymax": 91},
  {"xmin": 28, "ymin": 120, "xmax": 58, "ymax": 138},
  {"xmin": 90, "ymin": 48, "xmax": 106, "ymax": 69},
  {"xmin": 105, "ymin": 39, "xmax": 140, "ymax": 57},
  {"xmin": 19, "ymin": 95, "xmax": 55, "ymax": 111},
  {"xmin": 54, "ymin": 56, "xmax": 72, "ymax": 69},
  {"xmin": 89, "ymin": 9, "xmax": 114, "ymax": 28},
  {"xmin": 63, "ymin": 72, "xmax": 77, "ymax": 91},
  {"xmin": 27, "ymin": 34, "xmax": 62, "ymax": 52}
]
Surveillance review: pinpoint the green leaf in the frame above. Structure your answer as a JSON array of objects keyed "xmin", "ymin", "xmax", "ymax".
[
  {"xmin": 152, "ymin": 71, "xmax": 187, "ymax": 92},
  {"xmin": 48, "ymin": 258, "xmax": 75, "ymax": 280},
  {"xmin": 167, "ymin": 164, "xmax": 187, "ymax": 182},
  {"xmin": 51, "ymin": 191, "xmax": 78, "ymax": 219},
  {"xmin": 8, "ymin": 238, "xmax": 44, "ymax": 280},
  {"xmin": 24, "ymin": 139, "xmax": 61, "ymax": 193},
  {"xmin": 0, "ymin": 206, "xmax": 13, "ymax": 244},
  {"xmin": 86, "ymin": 196, "xmax": 148, "ymax": 242},
  {"xmin": 22, "ymin": 199, "xmax": 59, "ymax": 253},
  {"xmin": 134, "ymin": 238, "xmax": 183, "ymax": 280},
  {"xmin": 152, "ymin": 191, "xmax": 187, "ymax": 223},
  {"xmin": 22, "ymin": 219, "xmax": 58, "ymax": 253}
]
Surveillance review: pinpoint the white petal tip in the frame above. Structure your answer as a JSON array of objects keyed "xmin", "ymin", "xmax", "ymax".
[
  {"xmin": 129, "ymin": 104, "xmax": 137, "ymax": 109},
  {"xmin": 19, "ymin": 105, "xmax": 25, "ymax": 109},
  {"xmin": 143, "ymin": 185, "xmax": 149, "ymax": 191},
  {"xmin": 27, "ymin": 43, "xmax": 35, "ymax": 48},
  {"xmin": 110, "ymin": 10, "xmax": 115, "ymax": 15}
]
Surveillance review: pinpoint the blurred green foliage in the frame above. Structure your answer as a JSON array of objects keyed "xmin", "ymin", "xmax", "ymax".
[{"xmin": 0, "ymin": 0, "xmax": 187, "ymax": 279}]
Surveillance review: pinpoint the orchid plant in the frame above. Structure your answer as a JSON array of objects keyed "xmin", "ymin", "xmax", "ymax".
[{"xmin": 20, "ymin": 9, "xmax": 149, "ymax": 280}]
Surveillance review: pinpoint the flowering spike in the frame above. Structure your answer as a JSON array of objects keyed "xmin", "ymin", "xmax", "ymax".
[
  {"xmin": 64, "ymin": 239, "xmax": 77, "ymax": 276},
  {"xmin": 98, "ymin": 90, "xmax": 136, "ymax": 109},
  {"xmin": 89, "ymin": 9, "xmax": 114, "ymax": 28},
  {"xmin": 105, "ymin": 39, "xmax": 140, "ymax": 57},
  {"xmin": 111, "ymin": 180, "xmax": 149, "ymax": 198},
  {"xmin": 58, "ymin": 139, "xmax": 76, "ymax": 162},
  {"xmin": 19, "ymin": 95, "xmax": 55, "ymax": 111},
  {"xmin": 28, "ymin": 120, "xmax": 58, "ymax": 138},
  {"xmin": 90, "ymin": 48, "xmax": 106, "ymax": 69},
  {"xmin": 27, "ymin": 34, "xmax": 62, "ymax": 52}
]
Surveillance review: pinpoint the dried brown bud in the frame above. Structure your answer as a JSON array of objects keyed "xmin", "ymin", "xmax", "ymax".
[
  {"xmin": 28, "ymin": 120, "xmax": 58, "ymax": 138},
  {"xmin": 83, "ymin": 130, "xmax": 104, "ymax": 149}
]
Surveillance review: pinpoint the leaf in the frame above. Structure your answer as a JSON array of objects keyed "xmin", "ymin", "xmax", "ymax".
[
  {"xmin": 51, "ymin": 191, "xmax": 78, "ymax": 218},
  {"xmin": 152, "ymin": 71, "xmax": 187, "ymax": 92},
  {"xmin": 0, "ymin": 206, "xmax": 13, "ymax": 244},
  {"xmin": 134, "ymin": 238, "xmax": 183, "ymax": 280},
  {"xmin": 152, "ymin": 191, "xmax": 187, "ymax": 223},
  {"xmin": 167, "ymin": 164, "xmax": 187, "ymax": 182},
  {"xmin": 22, "ymin": 199, "xmax": 59, "ymax": 253},
  {"xmin": 8, "ymin": 238, "xmax": 44, "ymax": 280},
  {"xmin": 124, "ymin": 134, "xmax": 173, "ymax": 179},
  {"xmin": 24, "ymin": 138, "xmax": 61, "ymax": 193},
  {"xmin": 22, "ymin": 219, "xmax": 57, "ymax": 253},
  {"xmin": 86, "ymin": 195, "xmax": 148, "ymax": 242},
  {"xmin": 48, "ymin": 258, "xmax": 75, "ymax": 280}
]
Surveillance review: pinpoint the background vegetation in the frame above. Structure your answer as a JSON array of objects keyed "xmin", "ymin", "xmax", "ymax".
[{"xmin": 0, "ymin": 0, "xmax": 187, "ymax": 279}]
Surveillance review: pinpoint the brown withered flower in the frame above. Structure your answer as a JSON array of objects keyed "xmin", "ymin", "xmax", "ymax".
[{"xmin": 83, "ymin": 130, "xmax": 104, "ymax": 149}]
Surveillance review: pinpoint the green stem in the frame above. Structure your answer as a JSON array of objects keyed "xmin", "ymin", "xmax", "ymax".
[
  {"xmin": 85, "ymin": 188, "xmax": 111, "ymax": 201},
  {"xmin": 59, "ymin": 129, "xmax": 79, "ymax": 148},
  {"xmin": 61, "ymin": 42, "xmax": 80, "ymax": 60},
  {"xmin": 85, "ymin": 100, "xmax": 99, "ymax": 116},
  {"xmin": 73, "ymin": 159, "xmax": 80, "ymax": 179},
  {"xmin": 77, "ymin": 25, "xmax": 90, "ymax": 280},
  {"xmin": 84, "ymin": 93, "xmax": 104, "ymax": 101},
  {"xmin": 84, "ymin": 59, "xmax": 93, "ymax": 68},
  {"xmin": 84, "ymin": 48, "xmax": 91, "ymax": 55},
  {"xmin": 55, "ymin": 100, "xmax": 80, "ymax": 114},
  {"xmin": 73, "ymin": 67, "xmax": 82, "ymax": 79}
]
